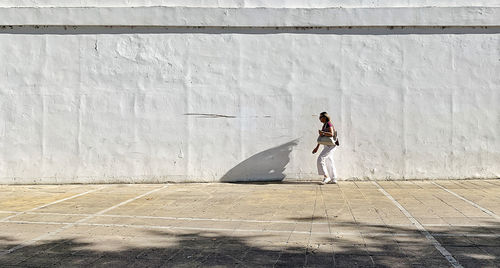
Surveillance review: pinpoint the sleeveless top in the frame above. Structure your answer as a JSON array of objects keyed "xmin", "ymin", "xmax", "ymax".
[{"xmin": 322, "ymin": 122, "xmax": 333, "ymax": 133}]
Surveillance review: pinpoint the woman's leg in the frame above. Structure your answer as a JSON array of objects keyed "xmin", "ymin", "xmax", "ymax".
[
  {"xmin": 317, "ymin": 146, "xmax": 329, "ymax": 177},
  {"xmin": 326, "ymin": 146, "xmax": 337, "ymax": 179},
  {"xmin": 317, "ymin": 145, "xmax": 335, "ymax": 182}
]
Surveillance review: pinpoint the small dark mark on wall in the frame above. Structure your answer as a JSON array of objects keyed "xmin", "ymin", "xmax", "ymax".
[{"xmin": 184, "ymin": 113, "xmax": 236, "ymax": 119}]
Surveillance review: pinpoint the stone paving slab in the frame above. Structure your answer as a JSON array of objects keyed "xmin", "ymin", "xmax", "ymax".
[{"xmin": 0, "ymin": 180, "xmax": 499, "ymax": 267}]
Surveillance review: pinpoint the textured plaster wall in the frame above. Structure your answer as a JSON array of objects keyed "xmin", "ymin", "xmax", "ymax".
[
  {"xmin": 0, "ymin": 7, "xmax": 499, "ymax": 183},
  {"xmin": 1, "ymin": 0, "xmax": 499, "ymax": 8}
]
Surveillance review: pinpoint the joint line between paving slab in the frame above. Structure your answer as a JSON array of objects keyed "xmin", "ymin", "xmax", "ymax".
[
  {"xmin": 0, "ymin": 185, "xmax": 168, "ymax": 257},
  {"xmin": 0, "ymin": 210, "xmax": 21, "ymax": 213},
  {"xmin": 3, "ymin": 211, "xmax": 337, "ymax": 225},
  {"xmin": 272, "ymin": 223, "xmax": 296, "ymax": 267},
  {"xmin": 372, "ymin": 181, "xmax": 463, "ymax": 268},
  {"xmin": 5, "ymin": 210, "xmax": 446, "ymax": 228},
  {"xmin": 303, "ymin": 186, "xmax": 319, "ymax": 267},
  {"xmin": 4, "ymin": 219, "xmax": 500, "ymax": 238},
  {"xmin": 194, "ymin": 194, "xmax": 247, "ymax": 267},
  {"xmin": 319, "ymin": 186, "xmax": 336, "ymax": 267},
  {"xmin": 0, "ymin": 186, "xmax": 107, "ymax": 222},
  {"xmin": 336, "ymin": 183, "xmax": 357, "ymax": 224},
  {"xmin": 432, "ymin": 182, "xmax": 500, "ymax": 220},
  {"xmin": 5, "ymin": 210, "xmax": 493, "ymax": 228}
]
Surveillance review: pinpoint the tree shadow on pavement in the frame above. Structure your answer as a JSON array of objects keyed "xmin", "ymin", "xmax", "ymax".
[{"xmin": 0, "ymin": 221, "xmax": 499, "ymax": 267}]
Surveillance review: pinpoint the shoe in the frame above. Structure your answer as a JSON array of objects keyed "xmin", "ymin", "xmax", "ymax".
[
  {"xmin": 331, "ymin": 179, "xmax": 338, "ymax": 184},
  {"xmin": 322, "ymin": 177, "xmax": 332, "ymax": 184}
]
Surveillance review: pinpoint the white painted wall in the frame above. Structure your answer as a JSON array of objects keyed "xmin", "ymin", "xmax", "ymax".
[
  {"xmin": 1, "ymin": 0, "xmax": 499, "ymax": 8},
  {"xmin": 0, "ymin": 6, "xmax": 499, "ymax": 183}
]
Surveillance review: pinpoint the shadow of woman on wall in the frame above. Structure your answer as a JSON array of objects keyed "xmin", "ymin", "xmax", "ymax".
[{"xmin": 220, "ymin": 139, "xmax": 300, "ymax": 182}]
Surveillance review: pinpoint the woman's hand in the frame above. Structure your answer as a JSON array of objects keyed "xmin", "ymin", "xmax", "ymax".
[
  {"xmin": 312, "ymin": 146, "xmax": 319, "ymax": 154},
  {"xmin": 319, "ymin": 127, "xmax": 334, "ymax": 137}
]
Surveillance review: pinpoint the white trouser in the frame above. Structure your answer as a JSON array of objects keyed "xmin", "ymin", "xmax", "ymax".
[{"xmin": 317, "ymin": 145, "xmax": 337, "ymax": 179}]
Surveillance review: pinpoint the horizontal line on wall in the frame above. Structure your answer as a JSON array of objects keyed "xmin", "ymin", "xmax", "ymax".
[{"xmin": 1, "ymin": 25, "xmax": 499, "ymax": 35}]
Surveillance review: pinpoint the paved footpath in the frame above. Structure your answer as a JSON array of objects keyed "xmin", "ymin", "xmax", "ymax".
[{"xmin": 0, "ymin": 180, "xmax": 499, "ymax": 267}]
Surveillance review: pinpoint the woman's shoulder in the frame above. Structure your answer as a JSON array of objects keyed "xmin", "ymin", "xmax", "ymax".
[{"xmin": 327, "ymin": 121, "xmax": 333, "ymax": 127}]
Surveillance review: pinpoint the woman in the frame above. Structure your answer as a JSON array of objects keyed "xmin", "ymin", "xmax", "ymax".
[{"xmin": 312, "ymin": 112, "xmax": 338, "ymax": 184}]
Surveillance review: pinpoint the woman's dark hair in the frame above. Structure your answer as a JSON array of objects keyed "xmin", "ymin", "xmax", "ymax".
[{"xmin": 320, "ymin": 112, "xmax": 331, "ymax": 122}]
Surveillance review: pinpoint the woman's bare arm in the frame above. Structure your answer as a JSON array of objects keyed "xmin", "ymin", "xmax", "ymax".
[
  {"xmin": 312, "ymin": 143, "xmax": 320, "ymax": 154},
  {"xmin": 320, "ymin": 126, "xmax": 335, "ymax": 137}
]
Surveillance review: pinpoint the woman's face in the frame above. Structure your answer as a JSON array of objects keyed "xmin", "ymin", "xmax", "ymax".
[{"xmin": 319, "ymin": 116, "xmax": 326, "ymax": 123}]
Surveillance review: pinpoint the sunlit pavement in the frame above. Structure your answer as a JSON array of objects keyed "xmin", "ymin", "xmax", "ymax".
[{"xmin": 0, "ymin": 180, "xmax": 499, "ymax": 267}]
